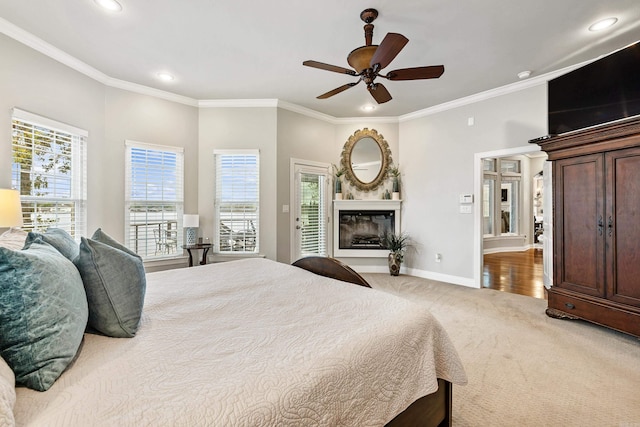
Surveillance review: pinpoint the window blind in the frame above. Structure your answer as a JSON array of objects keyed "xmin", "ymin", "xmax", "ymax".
[
  {"xmin": 125, "ymin": 141, "xmax": 184, "ymax": 259},
  {"xmin": 11, "ymin": 108, "xmax": 87, "ymax": 239},
  {"xmin": 299, "ymin": 172, "xmax": 327, "ymax": 256},
  {"xmin": 214, "ymin": 150, "xmax": 259, "ymax": 253}
]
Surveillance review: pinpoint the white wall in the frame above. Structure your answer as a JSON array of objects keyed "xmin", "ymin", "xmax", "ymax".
[
  {"xmin": 0, "ymin": 34, "xmax": 199, "ymax": 255},
  {"xmin": 1, "ymin": 31, "xmax": 551, "ymax": 281},
  {"xmin": 275, "ymin": 108, "xmax": 336, "ymax": 263},
  {"xmin": 198, "ymin": 107, "xmax": 278, "ymax": 261},
  {"xmin": 104, "ymin": 87, "xmax": 199, "ymax": 242},
  {"xmin": 0, "ymin": 33, "xmax": 105, "ymax": 228},
  {"xmin": 399, "ymin": 85, "xmax": 547, "ymax": 284}
]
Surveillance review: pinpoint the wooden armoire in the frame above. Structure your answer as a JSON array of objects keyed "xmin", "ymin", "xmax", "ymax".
[{"xmin": 535, "ymin": 117, "xmax": 640, "ymax": 337}]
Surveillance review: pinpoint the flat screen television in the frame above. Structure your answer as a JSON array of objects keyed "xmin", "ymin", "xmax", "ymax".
[{"xmin": 548, "ymin": 41, "xmax": 640, "ymax": 136}]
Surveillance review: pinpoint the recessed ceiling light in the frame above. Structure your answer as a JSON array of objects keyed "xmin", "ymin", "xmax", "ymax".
[
  {"xmin": 517, "ymin": 70, "xmax": 532, "ymax": 79},
  {"xmin": 361, "ymin": 104, "xmax": 376, "ymax": 112},
  {"xmin": 94, "ymin": 0, "xmax": 122, "ymax": 12},
  {"xmin": 589, "ymin": 17, "xmax": 618, "ymax": 32},
  {"xmin": 157, "ymin": 72, "xmax": 174, "ymax": 82}
]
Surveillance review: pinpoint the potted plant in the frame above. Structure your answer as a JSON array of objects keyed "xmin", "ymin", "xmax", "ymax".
[
  {"xmin": 333, "ymin": 164, "xmax": 346, "ymax": 200},
  {"xmin": 388, "ymin": 164, "xmax": 401, "ymax": 199},
  {"xmin": 380, "ymin": 230, "xmax": 410, "ymax": 276}
]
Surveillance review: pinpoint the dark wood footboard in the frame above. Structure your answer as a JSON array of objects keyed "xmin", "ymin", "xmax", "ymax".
[
  {"xmin": 386, "ymin": 379, "xmax": 452, "ymax": 427},
  {"xmin": 292, "ymin": 256, "xmax": 371, "ymax": 288},
  {"xmin": 292, "ymin": 257, "xmax": 452, "ymax": 427}
]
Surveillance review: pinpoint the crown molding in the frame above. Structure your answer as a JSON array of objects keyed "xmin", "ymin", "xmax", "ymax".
[
  {"xmin": 198, "ymin": 99, "xmax": 278, "ymax": 108},
  {"xmin": 399, "ymin": 60, "xmax": 592, "ymax": 123},
  {"xmin": 1, "ymin": 16, "xmax": 596, "ymax": 123},
  {"xmin": 0, "ymin": 17, "xmax": 198, "ymax": 107},
  {"xmin": 107, "ymin": 78, "xmax": 198, "ymax": 106},
  {"xmin": 0, "ymin": 17, "xmax": 109, "ymax": 83}
]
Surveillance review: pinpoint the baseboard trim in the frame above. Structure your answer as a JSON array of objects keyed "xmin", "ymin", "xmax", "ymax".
[
  {"xmin": 405, "ymin": 267, "xmax": 477, "ymax": 288},
  {"xmin": 353, "ymin": 265, "xmax": 476, "ymax": 288},
  {"xmin": 483, "ymin": 245, "xmax": 533, "ymax": 255}
]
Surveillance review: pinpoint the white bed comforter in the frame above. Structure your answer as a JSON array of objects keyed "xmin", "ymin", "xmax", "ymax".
[{"xmin": 13, "ymin": 258, "xmax": 466, "ymax": 426}]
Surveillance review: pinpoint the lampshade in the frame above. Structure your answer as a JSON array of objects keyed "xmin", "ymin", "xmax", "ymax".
[
  {"xmin": 0, "ymin": 189, "xmax": 23, "ymax": 228},
  {"xmin": 183, "ymin": 214, "xmax": 199, "ymax": 228}
]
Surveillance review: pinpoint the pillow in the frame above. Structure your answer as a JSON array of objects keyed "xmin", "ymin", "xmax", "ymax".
[
  {"xmin": 23, "ymin": 228, "xmax": 79, "ymax": 261},
  {"xmin": 0, "ymin": 228, "xmax": 28, "ymax": 251},
  {"xmin": 74, "ymin": 229, "xmax": 146, "ymax": 338},
  {"xmin": 0, "ymin": 356, "xmax": 15, "ymax": 427},
  {"xmin": 0, "ymin": 239, "xmax": 88, "ymax": 391}
]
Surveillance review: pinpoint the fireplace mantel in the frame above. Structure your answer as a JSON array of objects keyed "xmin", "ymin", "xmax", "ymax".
[{"xmin": 333, "ymin": 200, "xmax": 402, "ymax": 258}]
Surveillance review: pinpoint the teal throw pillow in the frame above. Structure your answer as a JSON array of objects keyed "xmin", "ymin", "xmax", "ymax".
[
  {"xmin": 23, "ymin": 228, "xmax": 79, "ymax": 261},
  {"xmin": 74, "ymin": 230, "xmax": 146, "ymax": 338},
  {"xmin": 0, "ymin": 239, "xmax": 88, "ymax": 391}
]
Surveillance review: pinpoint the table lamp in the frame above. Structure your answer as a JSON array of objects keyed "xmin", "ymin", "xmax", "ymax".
[
  {"xmin": 0, "ymin": 189, "xmax": 23, "ymax": 228},
  {"xmin": 183, "ymin": 214, "xmax": 199, "ymax": 246}
]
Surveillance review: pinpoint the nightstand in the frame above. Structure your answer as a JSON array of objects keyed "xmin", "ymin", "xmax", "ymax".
[{"xmin": 182, "ymin": 243, "xmax": 212, "ymax": 267}]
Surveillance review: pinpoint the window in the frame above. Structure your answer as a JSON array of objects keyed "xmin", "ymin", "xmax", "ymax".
[
  {"xmin": 125, "ymin": 141, "xmax": 184, "ymax": 259},
  {"xmin": 214, "ymin": 150, "xmax": 259, "ymax": 253},
  {"xmin": 11, "ymin": 108, "xmax": 87, "ymax": 239},
  {"xmin": 483, "ymin": 158, "xmax": 521, "ymax": 236}
]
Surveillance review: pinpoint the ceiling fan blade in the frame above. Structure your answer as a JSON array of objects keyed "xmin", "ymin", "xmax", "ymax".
[
  {"xmin": 317, "ymin": 81, "xmax": 360, "ymax": 99},
  {"xmin": 369, "ymin": 33, "xmax": 409, "ymax": 70},
  {"xmin": 386, "ymin": 65, "xmax": 445, "ymax": 80},
  {"xmin": 303, "ymin": 60, "xmax": 357, "ymax": 76},
  {"xmin": 368, "ymin": 83, "xmax": 392, "ymax": 104}
]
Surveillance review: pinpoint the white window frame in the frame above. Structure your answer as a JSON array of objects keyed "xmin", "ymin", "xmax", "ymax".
[
  {"xmin": 124, "ymin": 140, "xmax": 184, "ymax": 259},
  {"xmin": 214, "ymin": 149, "xmax": 260, "ymax": 254},
  {"xmin": 10, "ymin": 108, "xmax": 87, "ymax": 239}
]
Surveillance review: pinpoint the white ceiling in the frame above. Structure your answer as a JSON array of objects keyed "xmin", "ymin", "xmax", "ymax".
[{"xmin": 1, "ymin": 0, "xmax": 639, "ymax": 118}]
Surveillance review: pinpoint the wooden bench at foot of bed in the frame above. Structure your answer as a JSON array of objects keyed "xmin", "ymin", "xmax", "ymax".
[{"xmin": 292, "ymin": 256, "xmax": 454, "ymax": 427}]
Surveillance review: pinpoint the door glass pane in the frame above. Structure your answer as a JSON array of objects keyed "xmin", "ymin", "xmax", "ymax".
[
  {"xmin": 501, "ymin": 159, "xmax": 520, "ymax": 173},
  {"xmin": 500, "ymin": 181, "xmax": 519, "ymax": 234},
  {"xmin": 483, "ymin": 159, "xmax": 496, "ymax": 172},
  {"xmin": 299, "ymin": 172, "xmax": 326, "ymax": 256},
  {"xmin": 483, "ymin": 178, "xmax": 495, "ymax": 235}
]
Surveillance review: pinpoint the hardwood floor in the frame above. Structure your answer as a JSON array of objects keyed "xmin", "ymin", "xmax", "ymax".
[{"xmin": 483, "ymin": 249, "xmax": 546, "ymax": 299}]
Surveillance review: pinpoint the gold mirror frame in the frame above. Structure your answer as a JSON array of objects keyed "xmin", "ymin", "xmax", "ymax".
[{"xmin": 341, "ymin": 128, "xmax": 392, "ymax": 192}]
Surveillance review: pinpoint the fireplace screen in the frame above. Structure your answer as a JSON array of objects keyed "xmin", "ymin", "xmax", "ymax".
[{"xmin": 339, "ymin": 210, "xmax": 395, "ymax": 250}]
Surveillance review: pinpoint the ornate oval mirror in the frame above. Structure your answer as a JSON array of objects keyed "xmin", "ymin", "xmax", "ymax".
[{"xmin": 341, "ymin": 128, "xmax": 392, "ymax": 191}]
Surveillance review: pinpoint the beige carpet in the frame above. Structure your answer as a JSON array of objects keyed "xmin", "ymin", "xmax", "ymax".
[{"xmin": 363, "ymin": 273, "xmax": 640, "ymax": 427}]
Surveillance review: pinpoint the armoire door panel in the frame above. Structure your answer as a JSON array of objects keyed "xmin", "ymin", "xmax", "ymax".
[
  {"xmin": 606, "ymin": 147, "xmax": 640, "ymax": 307},
  {"xmin": 554, "ymin": 155, "xmax": 605, "ymax": 296}
]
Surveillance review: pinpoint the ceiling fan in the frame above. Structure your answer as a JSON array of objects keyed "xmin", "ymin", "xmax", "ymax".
[{"xmin": 303, "ymin": 8, "xmax": 445, "ymax": 104}]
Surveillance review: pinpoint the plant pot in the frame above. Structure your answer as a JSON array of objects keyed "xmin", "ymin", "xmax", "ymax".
[
  {"xmin": 335, "ymin": 192, "xmax": 343, "ymax": 200},
  {"xmin": 392, "ymin": 192, "xmax": 400, "ymax": 200},
  {"xmin": 388, "ymin": 252, "xmax": 402, "ymax": 276}
]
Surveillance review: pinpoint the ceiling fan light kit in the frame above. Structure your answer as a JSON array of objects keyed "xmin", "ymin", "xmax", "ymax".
[{"xmin": 303, "ymin": 8, "xmax": 444, "ymax": 104}]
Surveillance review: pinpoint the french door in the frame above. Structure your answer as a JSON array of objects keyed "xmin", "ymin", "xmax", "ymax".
[{"xmin": 291, "ymin": 161, "xmax": 330, "ymax": 262}]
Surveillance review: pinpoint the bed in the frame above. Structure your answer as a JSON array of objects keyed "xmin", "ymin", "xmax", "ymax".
[{"xmin": 6, "ymin": 255, "xmax": 466, "ymax": 426}]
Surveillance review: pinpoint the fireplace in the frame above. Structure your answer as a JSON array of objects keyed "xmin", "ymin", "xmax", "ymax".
[
  {"xmin": 339, "ymin": 210, "xmax": 395, "ymax": 250},
  {"xmin": 333, "ymin": 200, "xmax": 401, "ymax": 257}
]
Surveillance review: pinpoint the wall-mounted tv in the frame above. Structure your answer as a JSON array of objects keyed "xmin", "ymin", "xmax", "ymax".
[{"xmin": 548, "ymin": 41, "xmax": 640, "ymax": 136}]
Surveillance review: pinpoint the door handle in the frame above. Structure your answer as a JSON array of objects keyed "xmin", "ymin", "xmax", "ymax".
[{"xmin": 608, "ymin": 216, "xmax": 613, "ymax": 237}]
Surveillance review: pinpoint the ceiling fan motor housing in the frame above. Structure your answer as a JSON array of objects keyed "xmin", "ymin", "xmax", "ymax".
[{"xmin": 347, "ymin": 45, "xmax": 378, "ymax": 73}]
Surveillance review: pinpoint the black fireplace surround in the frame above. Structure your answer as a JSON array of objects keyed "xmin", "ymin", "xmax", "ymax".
[{"xmin": 338, "ymin": 210, "xmax": 395, "ymax": 250}]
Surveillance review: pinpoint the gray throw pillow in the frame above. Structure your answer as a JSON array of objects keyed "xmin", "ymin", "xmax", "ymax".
[
  {"xmin": 0, "ymin": 239, "xmax": 88, "ymax": 391},
  {"xmin": 23, "ymin": 228, "xmax": 79, "ymax": 261},
  {"xmin": 74, "ymin": 230, "xmax": 146, "ymax": 338}
]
